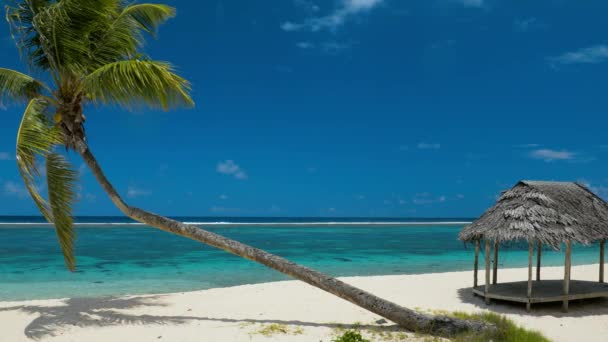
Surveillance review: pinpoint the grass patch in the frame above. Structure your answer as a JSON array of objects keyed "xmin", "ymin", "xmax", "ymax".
[
  {"xmin": 450, "ymin": 312, "xmax": 550, "ymax": 342},
  {"xmin": 250, "ymin": 323, "xmax": 304, "ymax": 337}
]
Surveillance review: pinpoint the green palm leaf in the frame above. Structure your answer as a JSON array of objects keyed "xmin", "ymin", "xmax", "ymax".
[
  {"xmin": 16, "ymin": 97, "xmax": 78, "ymax": 270},
  {"xmin": 83, "ymin": 60, "xmax": 193, "ymax": 110},
  {"xmin": 15, "ymin": 97, "xmax": 58, "ymax": 219},
  {"xmin": 122, "ymin": 4, "xmax": 175, "ymax": 36},
  {"xmin": 46, "ymin": 153, "xmax": 78, "ymax": 271},
  {"xmin": 0, "ymin": 68, "xmax": 43, "ymax": 103},
  {"xmin": 89, "ymin": 4, "xmax": 175, "ymax": 69}
]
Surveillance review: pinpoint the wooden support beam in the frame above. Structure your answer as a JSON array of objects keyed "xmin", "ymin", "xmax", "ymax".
[
  {"xmin": 601, "ymin": 239, "xmax": 605, "ymax": 284},
  {"xmin": 527, "ymin": 241, "xmax": 533, "ymax": 312},
  {"xmin": 563, "ymin": 241, "xmax": 572, "ymax": 312},
  {"xmin": 493, "ymin": 240, "xmax": 498, "ymax": 285},
  {"xmin": 485, "ymin": 239, "xmax": 491, "ymax": 305},
  {"xmin": 474, "ymin": 239, "xmax": 480, "ymax": 288},
  {"xmin": 536, "ymin": 241, "xmax": 542, "ymax": 281}
]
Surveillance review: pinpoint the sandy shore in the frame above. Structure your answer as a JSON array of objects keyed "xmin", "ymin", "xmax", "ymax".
[{"xmin": 1, "ymin": 264, "xmax": 607, "ymax": 341}]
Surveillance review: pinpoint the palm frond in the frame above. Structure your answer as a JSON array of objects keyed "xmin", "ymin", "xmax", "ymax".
[
  {"xmin": 88, "ymin": 4, "xmax": 175, "ymax": 68},
  {"xmin": 5, "ymin": 0, "xmax": 53, "ymax": 70},
  {"xmin": 83, "ymin": 60, "xmax": 193, "ymax": 110},
  {"xmin": 14, "ymin": 0, "xmax": 120, "ymax": 73},
  {"xmin": 122, "ymin": 4, "xmax": 175, "ymax": 36},
  {"xmin": 46, "ymin": 153, "xmax": 78, "ymax": 271},
  {"xmin": 15, "ymin": 97, "xmax": 59, "ymax": 220},
  {"xmin": 0, "ymin": 67, "xmax": 44, "ymax": 103}
]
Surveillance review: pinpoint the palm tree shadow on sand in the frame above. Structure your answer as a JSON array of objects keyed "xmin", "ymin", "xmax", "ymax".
[
  {"xmin": 457, "ymin": 287, "xmax": 608, "ymax": 318},
  {"xmin": 0, "ymin": 295, "xmax": 402, "ymax": 340}
]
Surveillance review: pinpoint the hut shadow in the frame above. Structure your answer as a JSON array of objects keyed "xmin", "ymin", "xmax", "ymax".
[
  {"xmin": 0, "ymin": 295, "xmax": 402, "ymax": 340},
  {"xmin": 457, "ymin": 287, "xmax": 608, "ymax": 318}
]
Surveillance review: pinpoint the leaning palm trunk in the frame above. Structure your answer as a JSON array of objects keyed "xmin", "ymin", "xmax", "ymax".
[{"xmin": 76, "ymin": 139, "xmax": 489, "ymax": 337}]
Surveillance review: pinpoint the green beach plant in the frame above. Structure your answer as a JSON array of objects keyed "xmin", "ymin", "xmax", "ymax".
[{"xmin": 1, "ymin": 0, "xmax": 491, "ymax": 337}]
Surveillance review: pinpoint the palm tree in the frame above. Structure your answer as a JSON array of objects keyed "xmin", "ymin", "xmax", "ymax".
[{"xmin": 1, "ymin": 0, "xmax": 489, "ymax": 336}]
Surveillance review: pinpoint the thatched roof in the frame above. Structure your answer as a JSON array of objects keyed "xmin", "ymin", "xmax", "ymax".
[{"xmin": 459, "ymin": 181, "xmax": 608, "ymax": 248}]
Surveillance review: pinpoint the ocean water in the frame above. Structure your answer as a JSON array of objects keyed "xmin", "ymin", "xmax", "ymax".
[{"xmin": 0, "ymin": 216, "xmax": 602, "ymax": 301}]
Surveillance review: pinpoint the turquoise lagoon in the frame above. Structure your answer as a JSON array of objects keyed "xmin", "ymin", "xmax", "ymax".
[{"xmin": 0, "ymin": 217, "xmax": 602, "ymax": 301}]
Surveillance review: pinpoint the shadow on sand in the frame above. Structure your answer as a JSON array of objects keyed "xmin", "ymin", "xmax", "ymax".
[
  {"xmin": 457, "ymin": 287, "xmax": 608, "ymax": 318},
  {"xmin": 0, "ymin": 295, "xmax": 400, "ymax": 340}
]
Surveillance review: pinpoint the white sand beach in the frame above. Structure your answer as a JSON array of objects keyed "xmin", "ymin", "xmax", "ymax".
[{"xmin": 1, "ymin": 264, "xmax": 606, "ymax": 342}]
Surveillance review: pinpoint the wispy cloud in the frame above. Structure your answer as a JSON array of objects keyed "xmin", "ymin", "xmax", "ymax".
[
  {"xmin": 217, "ymin": 160, "xmax": 248, "ymax": 180},
  {"xmin": 296, "ymin": 41, "xmax": 315, "ymax": 49},
  {"xmin": 412, "ymin": 193, "xmax": 447, "ymax": 205},
  {"xmin": 549, "ymin": 45, "xmax": 608, "ymax": 65},
  {"xmin": 417, "ymin": 142, "xmax": 441, "ymax": 150},
  {"xmin": 514, "ymin": 17, "xmax": 545, "ymax": 32},
  {"xmin": 127, "ymin": 186, "xmax": 151, "ymax": 198},
  {"xmin": 294, "ymin": 0, "xmax": 320, "ymax": 13},
  {"xmin": 0, "ymin": 152, "xmax": 12, "ymax": 160},
  {"xmin": 529, "ymin": 149, "xmax": 575, "ymax": 162},
  {"xmin": 282, "ymin": 0, "xmax": 383, "ymax": 32},
  {"xmin": 3, "ymin": 181, "xmax": 28, "ymax": 198},
  {"xmin": 514, "ymin": 143, "xmax": 541, "ymax": 148},
  {"xmin": 219, "ymin": 194, "xmax": 228, "ymax": 200},
  {"xmin": 296, "ymin": 41, "xmax": 352, "ymax": 54}
]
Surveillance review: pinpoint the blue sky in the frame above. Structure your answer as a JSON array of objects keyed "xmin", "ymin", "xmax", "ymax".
[{"xmin": 0, "ymin": 0, "xmax": 607, "ymax": 217}]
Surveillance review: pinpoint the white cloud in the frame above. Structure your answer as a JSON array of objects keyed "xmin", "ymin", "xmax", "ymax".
[
  {"xmin": 282, "ymin": 0, "xmax": 383, "ymax": 32},
  {"xmin": 550, "ymin": 45, "xmax": 608, "ymax": 65},
  {"xmin": 412, "ymin": 192, "xmax": 447, "ymax": 205},
  {"xmin": 417, "ymin": 142, "xmax": 441, "ymax": 150},
  {"xmin": 219, "ymin": 194, "xmax": 228, "ymax": 200},
  {"xmin": 294, "ymin": 0, "xmax": 320, "ymax": 12},
  {"xmin": 217, "ymin": 160, "xmax": 248, "ymax": 180},
  {"xmin": 85, "ymin": 193, "xmax": 97, "ymax": 201},
  {"xmin": 529, "ymin": 149, "xmax": 575, "ymax": 162},
  {"xmin": 514, "ymin": 143, "xmax": 541, "ymax": 148},
  {"xmin": 127, "ymin": 186, "xmax": 151, "ymax": 198},
  {"xmin": 3, "ymin": 181, "xmax": 28, "ymax": 198},
  {"xmin": 295, "ymin": 41, "xmax": 352, "ymax": 54},
  {"xmin": 514, "ymin": 17, "xmax": 544, "ymax": 32},
  {"xmin": 0, "ymin": 152, "xmax": 12, "ymax": 160},
  {"xmin": 296, "ymin": 41, "xmax": 314, "ymax": 49},
  {"xmin": 355, "ymin": 194, "xmax": 366, "ymax": 200}
]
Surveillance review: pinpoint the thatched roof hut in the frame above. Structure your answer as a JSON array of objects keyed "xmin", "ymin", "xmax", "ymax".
[
  {"xmin": 459, "ymin": 181, "xmax": 608, "ymax": 312},
  {"xmin": 459, "ymin": 180, "xmax": 608, "ymax": 249}
]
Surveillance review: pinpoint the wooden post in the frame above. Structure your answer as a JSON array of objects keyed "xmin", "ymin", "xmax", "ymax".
[
  {"xmin": 485, "ymin": 239, "xmax": 491, "ymax": 305},
  {"xmin": 563, "ymin": 241, "xmax": 572, "ymax": 312},
  {"xmin": 474, "ymin": 239, "xmax": 480, "ymax": 288},
  {"xmin": 600, "ymin": 239, "xmax": 605, "ymax": 283},
  {"xmin": 536, "ymin": 241, "xmax": 542, "ymax": 281},
  {"xmin": 493, "ymin": 240, "xmax": 498, "ymax": 284},
  {"xmin": 527, "ymin": 241, "xmax": 533, "ymax": 312}
]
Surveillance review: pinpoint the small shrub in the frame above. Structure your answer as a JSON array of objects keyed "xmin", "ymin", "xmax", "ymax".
[
  {"xmin": 332, "ymin": 330, "xmax": 370, "ymax": 342},
  {"xmin": 451, "ymin": 312, "xmax": 550, "ymax": 342}
]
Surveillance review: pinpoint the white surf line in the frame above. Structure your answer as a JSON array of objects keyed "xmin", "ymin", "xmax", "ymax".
[{"xmin": 0, "ymin": 221, "xmax": 472, "ymax": 227}]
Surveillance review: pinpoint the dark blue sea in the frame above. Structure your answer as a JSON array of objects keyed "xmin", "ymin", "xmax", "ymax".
[{"xmin": 0, "ymin": 216, "xmax": 600, "ymax": 301}]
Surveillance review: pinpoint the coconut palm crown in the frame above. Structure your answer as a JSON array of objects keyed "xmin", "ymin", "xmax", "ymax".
[{"xmin": 2, "ymin": 0, "xmax": 193, "ymax": 270}]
